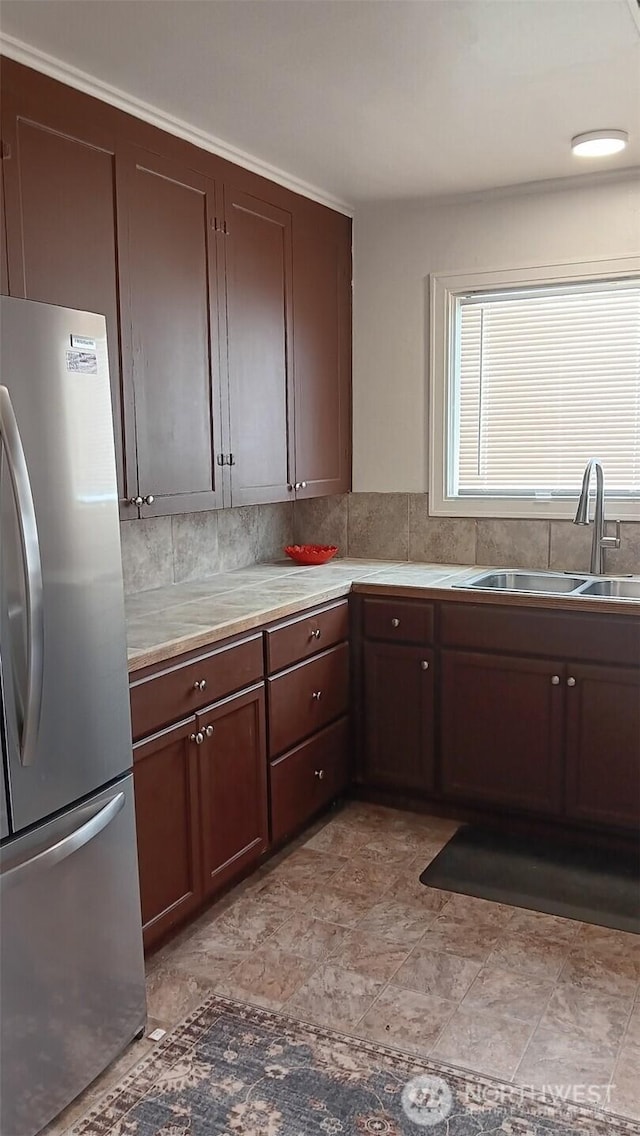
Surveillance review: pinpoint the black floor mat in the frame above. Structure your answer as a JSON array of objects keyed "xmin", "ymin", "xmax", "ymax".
[{"xmin": 419, "ymin": 824, "xmax": 640, "ymax": 933}]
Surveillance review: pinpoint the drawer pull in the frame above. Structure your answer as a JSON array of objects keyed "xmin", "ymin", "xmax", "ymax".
[
  {"xmin": 567, "ymin": 677, "xmax": 576, "ymax": 687},
  {"xmin": 312, "ymin": 690, "xmax": 323, "ymax": 701},
  {"xmin": 314, "ymin": 769, "xmax": 325, "ymax": 780},
  {"xmin": 193, "ymin": 679, "xmax": 207, "ymax": 692},
  {"xmin": 310, "ymin": 628, "xmax": 322, "ymax": 640},
  {"xmin": 551, "ymin": 675, "xmax": 560, "ymax": 686},
  {"xmin": 190, "ymin": 731, "xmax": 205, "ymax": 745},
  {"xmin": 421, "ymin": 660, "xmax": 429, "ymax": 671},
  {"xmin": 204, "ymin": 724, "xmax": 215, "ymax": 738},
  {"xmin": 391, "ymin": 618, "xmax": 400, "ymax": 628}
]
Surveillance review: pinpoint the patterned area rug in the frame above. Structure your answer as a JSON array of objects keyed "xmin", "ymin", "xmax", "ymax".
[{"xmin": 74, "ymin": 995, "xmax": 635, "ymax": 1135}]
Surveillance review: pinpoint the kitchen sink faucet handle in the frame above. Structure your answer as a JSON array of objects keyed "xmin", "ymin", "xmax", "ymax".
[{"xmin": 601, "ymin": 518, "xmax": 622, "ymax": 551}]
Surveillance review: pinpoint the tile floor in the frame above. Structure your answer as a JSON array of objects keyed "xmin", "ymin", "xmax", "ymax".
[{"xmin": 47, "ymin": 801, "xmax": 640, "ymax": 1132}]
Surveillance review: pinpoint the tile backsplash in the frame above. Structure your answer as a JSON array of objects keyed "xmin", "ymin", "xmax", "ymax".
[
  {"xmin": 293, "ymin": 493, "xmax": 640, "ymax": 576},
  {"xmin": 120, "ymin": 502, "xmax": 294, "ymax": 593},
  {"xmin": 121, "ymin": 492, "xmax": 639, "ymax": 594}
]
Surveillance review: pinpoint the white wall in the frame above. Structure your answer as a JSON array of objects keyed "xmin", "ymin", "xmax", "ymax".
[{"xmin": 352, "ymin": 173, "xmax": 640, "ymax": 492}]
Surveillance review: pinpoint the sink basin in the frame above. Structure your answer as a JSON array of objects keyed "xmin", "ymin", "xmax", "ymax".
[
  {"xmin": 457, "ymin": 570, "xmax": 586, "ymax": 595},
  {"xmin": 579, "ymin": 579, "xmax": 640, "ymax": 600}
]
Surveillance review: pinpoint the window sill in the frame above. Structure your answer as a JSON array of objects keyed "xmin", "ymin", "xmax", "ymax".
[{"xmin": 428, "ymin": 497, "xmax": 640, "ymax": 522}]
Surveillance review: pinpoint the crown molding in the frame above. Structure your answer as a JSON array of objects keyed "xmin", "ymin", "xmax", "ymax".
[{"xmin": 0, "ymin": 33, "xmax": 353, "ymax": 217}]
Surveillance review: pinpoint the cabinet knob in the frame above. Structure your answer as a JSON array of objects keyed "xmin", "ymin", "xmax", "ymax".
[
  {"xmin": 551, "ymin": 675, "xmax": 560, "ymax": 685},
  {"xmin": 129, "ymin": 496, "xmax": 144, "ymax": 507},
  {"xmin": 294, "ymin": 482, "xmax": 301, "ymax": 491},
  {"xmin": 312, "ymin": 689, "xmax": 323, "ymax": 701},
  {"xmin": 190, "ymin": 731, "xmax": 205, "ymax": 745},
  {"xmin": 204, "ymin": 724, "xmax": 215, "ymax": 738},
  {"xmin": 193, "ymin": 679, "xmax": 207, "ymax": 692},
  {"xmin": 567, "ymin": 677, "xmax": 576, "ymax": 687},
  {"xmin": 300, "ymin": 481, "xmax": 307, "ymax": 489},
  {"xmin": 391, "ymin": 618, "xmax": 400, "ymax": 628},
  {"xmin": 310, "ymin": 628, "xmax": 321, "ymax": 640},
  {"xmin": 421, "ymin": 660, "xmax": 429, "ymax": 671},
  {"xmin": 143, "ymin": 494, "xmax": 154, "ymax": 505},
  {"xmin": 314, "ymin": 769, "xmax": 325, "ymax": 780},
  {"xmin": 287, "ymin": 484, "xmax": 294, "ymax": 492}
]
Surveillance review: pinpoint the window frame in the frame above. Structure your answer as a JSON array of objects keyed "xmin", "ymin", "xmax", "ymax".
[{"xmin": 429, "ymin": 256, "xmax": 640, "ymax": 521}]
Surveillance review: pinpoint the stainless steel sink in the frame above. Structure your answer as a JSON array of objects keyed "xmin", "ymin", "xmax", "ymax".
[
  {"xmin": 579, "ymin": 579, "xmax": 640, "ymax": 600},
  {"xmin": 457, "ymin": 570, "xmax": 586, "ymax": 595},
  {"xmin": 456, "ymin": 569, "xmax": 640, "ymax": 600}
]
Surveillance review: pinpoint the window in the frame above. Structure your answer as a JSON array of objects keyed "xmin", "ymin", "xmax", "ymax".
[{"xmin": 430, "ymin": 258, "xmax": 640, "ymax": 519}]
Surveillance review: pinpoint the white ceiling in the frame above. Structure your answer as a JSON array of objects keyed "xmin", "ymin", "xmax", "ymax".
[{"xmin": 1, "ymin": 0, "xmax": 638, "ymax": 209}]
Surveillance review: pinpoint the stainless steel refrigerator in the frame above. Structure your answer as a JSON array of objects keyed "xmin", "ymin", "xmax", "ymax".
[{"xmin": 0, "ymin": 297, "xmax": 146, "ymax": 1136}]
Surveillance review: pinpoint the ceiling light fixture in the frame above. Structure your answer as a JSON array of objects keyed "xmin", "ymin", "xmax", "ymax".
[{"xmin": 571, "ymin": 130, "xmax": 629, "ymax": 157}]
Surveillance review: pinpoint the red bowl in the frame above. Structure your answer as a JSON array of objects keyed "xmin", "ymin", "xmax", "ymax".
[{"xmin": 284, "ymin": 544, "xmax": 339, "ymax": 566}]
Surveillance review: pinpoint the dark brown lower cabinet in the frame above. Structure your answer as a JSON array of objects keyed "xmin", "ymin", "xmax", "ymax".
[
  {"xmin": 133, "ymin": 717, "xmax": 202, "ymax": 949},
  {"xmin": 565, "ymin": 663, "xmax": 640, "ymax": 828},
  {"xmin": 133, "ymin": 679, "xmax": 268, "ymax": 949},
  {"xmin": 440, "ymin": 650, "xmax": 564, "ymax": 814},
  {"xmin": 362, "ymin": 642, "xmax": 435, "ymax": 792},
  {"xmin": 270, "ymin": 717, "xmax": 349, "ymax": 844},
  {"xmin": 196, "ymin": 685, "xmax": 268, "ymax": 895}
]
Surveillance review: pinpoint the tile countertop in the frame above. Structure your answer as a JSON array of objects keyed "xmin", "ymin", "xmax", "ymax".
[{"xmin": 126, "ymin": 558, "xmax": 640, "ymax": 673}]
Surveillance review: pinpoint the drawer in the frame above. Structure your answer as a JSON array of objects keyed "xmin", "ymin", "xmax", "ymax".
[
  {"xmin": 265, "ymin": 600, "xmax": 349, "ymax": 673},
  {"xmin": 270, "ymin": 717, "xmax": 349, "ymax": 844},
  {"xmin": 130, "ymin": 634, "xmax": 263, "ymax": 740},
  {"xmin": 439, "ymin": 603, "xmax": 640, "ymax": 667},
  {"xmin": 363, "ymin": 597, "xmax": 434, "ymax": 645},
  {"xmin": 267, "ymin": 642, "xmax": 349, "ymax": 757}
]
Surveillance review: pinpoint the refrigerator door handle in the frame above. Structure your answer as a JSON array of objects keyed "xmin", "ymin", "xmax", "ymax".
[
  {"xmin": 0, "ymin": 791, "xmax": 125, "ymax": 893},
  {"xmin": 0, "ymin": 384, "xmax": 44, "ymax": 767}
]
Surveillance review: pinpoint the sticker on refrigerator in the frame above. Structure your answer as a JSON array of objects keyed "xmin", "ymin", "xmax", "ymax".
[
  {"xmin": 70, "ymin": 334, "xmax": 97, "ymax": 351},
  {"xmin": 66, "ymin": 349, "xmax": 98, "ymax": 375}
]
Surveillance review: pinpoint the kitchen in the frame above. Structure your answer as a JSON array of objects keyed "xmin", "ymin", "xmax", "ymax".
[{"xmin": 0, "ymin": 2, "xmax": 639, "ymax": 1134}]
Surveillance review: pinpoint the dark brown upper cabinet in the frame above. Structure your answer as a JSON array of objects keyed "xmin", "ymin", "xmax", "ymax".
[
  {"xmin": 116, "ymin": 145, "xmax": 224, "ymax": 515},
  {"xmin": 292, "ymin": 206, "xmax": 352, "ymax": 497},
  {"xmin": 0, "ymin": 59, "xmax": 352, "ymax": 518},
  {"xmin": 221, "ymin": 186, "xmax": 294, "ymax": 506},
  {"xmin": 0, "ymin": 72, "xmax": 131, "ymax": 512}
]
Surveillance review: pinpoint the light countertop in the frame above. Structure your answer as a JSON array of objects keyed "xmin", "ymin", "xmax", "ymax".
[{"xmin": 126, "ymin": 559, "xmax": 640, "ymax": 673}]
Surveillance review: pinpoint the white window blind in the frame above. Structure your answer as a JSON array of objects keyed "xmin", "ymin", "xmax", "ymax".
[{"xmin": 453, "ymin": 279, "xmax": 640, "ymax": 498}]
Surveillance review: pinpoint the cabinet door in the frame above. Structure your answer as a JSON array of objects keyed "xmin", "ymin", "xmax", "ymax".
[
  {"xmin": 565, "ymin": 663, "xmax": 640, "ymax": 829},
  {"xmin": 133, "ymin": 718, "xmax": 202, "ymax": 949},
  {"xmin": 197, "ymin": 685, "xmax": 268, "ymax": 895},
  {"xmin": 1, "ymin": 98, "xmax": 131, "ymax": 511},
  {"xmin": 223, "ymin": 186, "xmax": 294, "ymax": 505},
  {"xmin": 117, "ymin": 146, "xmax": 223, "ymax": 515},
  {"xmin": 362, "ymin": 642, "xmax": 435, "ymax": 791},
  {"xmin": 441, "ymin": 650, "xmax": 564, "ymax": 814},
  {"xmin": 292, "ymin": 208, "xmax": 351, "ymax": 497}
]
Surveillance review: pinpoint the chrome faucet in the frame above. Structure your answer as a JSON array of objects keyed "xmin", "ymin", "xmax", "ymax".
[{"xmin": 573, "ymin": 458, "xmax": 621, "ymax": 575}]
